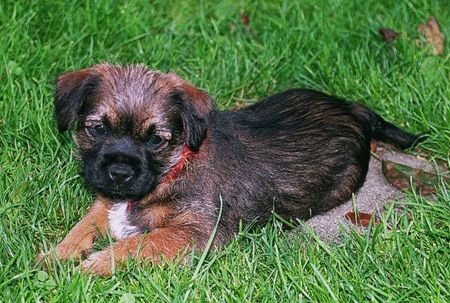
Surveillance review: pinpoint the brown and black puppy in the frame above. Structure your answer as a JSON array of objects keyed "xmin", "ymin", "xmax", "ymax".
[{"xmin": 43, "ymin": 63, "xmax": 420, "ymax": 275}]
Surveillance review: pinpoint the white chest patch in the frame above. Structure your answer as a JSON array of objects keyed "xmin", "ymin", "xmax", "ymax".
[{"xmin": 108, "ymin": 203, "xmax": 140, "ymax": 240}]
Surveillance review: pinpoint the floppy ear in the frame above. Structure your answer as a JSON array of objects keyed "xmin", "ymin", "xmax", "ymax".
[
  {"xmin": 172, "ymin": 82, "xmax": 213, "ymax": 151},
  {"xmin": 54, "ymin": 68, "xmax": 99, "ymax": 132}
]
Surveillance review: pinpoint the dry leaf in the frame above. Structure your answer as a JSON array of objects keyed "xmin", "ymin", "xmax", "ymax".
[
  {"xmin": 240, "ymin": 13, "xmax": 250, "ymax": 28},
  {"xmin": 379, "ymin": 28, "xmax": 401, "ymax": 42},
  {"xmin": 231, "ymin": 13, "xmax": 253, "ymax": 34},
  {"xmin": 370, "ymin": 142, "xmax": 377, "ymax": 153},
  {"xmin": 417, "ymin": 17, "xmax": 445, "ymax": 56},
  {"xmin": 381, "ymin": 159, "xmax": 449, "ymax": 195},
  {"xmin": 345, "ymin": 212, "xmax": 379, "ymax": 227}
]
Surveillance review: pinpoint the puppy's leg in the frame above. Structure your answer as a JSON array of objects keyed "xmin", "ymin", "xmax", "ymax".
[
  {"xmin": 40, "ymin": 198, "xmax": 111, "ymax": 261},
  {"xmin": 81, "ymin": 223, "xmax": 207, "ymax": 276}
]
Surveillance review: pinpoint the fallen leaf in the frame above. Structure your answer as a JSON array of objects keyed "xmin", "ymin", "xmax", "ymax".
[
  {"xmin": 379, "ymin": 28, "xmax": 401, "ymax": 42},
  {"xmin": 345, "ymin": 212, "xmax": 379, "ymax": 227},
  {"xmin": 240, "ymin": 13, "xmax": 250, "ymax": 28},
  {"xmin": 382, "ymin": 159, "xmax": 449, "ymax": 195},
  {"xmin": 417, "ymin": 17, "xmax": 445, "ymax": 56},
  {"xmin": 230, "ymin": 13, "xmax": 253, "ymax": 35}
]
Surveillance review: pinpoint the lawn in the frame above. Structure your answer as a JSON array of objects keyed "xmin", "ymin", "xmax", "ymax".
[{"xmin": 1, "ymin": 0, "xmax": 449, "ymax": 302}]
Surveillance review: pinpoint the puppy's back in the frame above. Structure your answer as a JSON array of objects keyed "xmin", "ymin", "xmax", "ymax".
[{"xmin": 226, "ymin": 89, "xmax": 372, "ymax": 219}]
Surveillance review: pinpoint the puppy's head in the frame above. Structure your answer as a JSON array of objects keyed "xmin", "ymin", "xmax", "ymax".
[{"xmin": 55, "ymin": 63, "xmax": 213, "ymax": 200}]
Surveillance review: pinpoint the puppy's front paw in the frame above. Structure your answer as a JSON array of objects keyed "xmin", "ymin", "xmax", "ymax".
[
  {"xmin": 36, "ymin": 246, "xmax": 72, "ymax": 264},
  {"xmin": 81, "ymin": 250, "xmax": 115, "ymax": 276},
  {"xmin": 36, "ymin": 240, "xmax": 93, "ymax": 269}
]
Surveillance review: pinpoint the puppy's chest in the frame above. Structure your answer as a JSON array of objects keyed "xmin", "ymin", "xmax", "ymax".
[
  {"xmin": 108, "ymin": 202, "xmax": 173, "ymax": 240},
  {"xmin": 108, "ymin": 203, "xmax": 140, "ymax": 240}
]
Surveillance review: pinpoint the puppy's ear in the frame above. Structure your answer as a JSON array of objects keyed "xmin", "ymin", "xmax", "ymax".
[
  {"xmin": 172, "ymin": 82, "xmax": 213, "ymax": 151},
  {"xmin": 54, "ymin": 68, "xmax": 99, "ymax": 132}
]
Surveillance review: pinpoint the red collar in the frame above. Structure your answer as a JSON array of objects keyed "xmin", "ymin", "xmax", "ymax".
[{"xmin": 162, "ymin": 145, "xmax": 195, "ymax": 184}]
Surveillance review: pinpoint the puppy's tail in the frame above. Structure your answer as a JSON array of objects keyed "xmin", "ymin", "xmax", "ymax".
[{"xmin": 352, "ymin": 104, "xmax": 424, "ymax": 150}]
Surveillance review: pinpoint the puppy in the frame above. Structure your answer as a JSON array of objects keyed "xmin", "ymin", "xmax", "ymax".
[{"xmin": 42, "ymin": 63, "xmax": 420, "ymax": 275}]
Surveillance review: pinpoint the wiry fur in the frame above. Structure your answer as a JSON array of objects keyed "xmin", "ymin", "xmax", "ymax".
[{"xmin": 46, "ymin": 63, "xmax": 421, "ymax": 275}]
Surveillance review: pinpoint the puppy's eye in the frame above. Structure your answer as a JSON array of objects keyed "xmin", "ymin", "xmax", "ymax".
[
  {"xmin": 87, "ymin": 123, "xmax": 108, "ymax": 136},
  {"xmin": 147, "ymin": 134, "xmax": 166, "ymax": 149}
]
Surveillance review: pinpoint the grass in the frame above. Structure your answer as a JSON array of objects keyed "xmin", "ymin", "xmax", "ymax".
[{"xmin": 0, "ymin": 0, "xmax": 449, "ymax": 301}]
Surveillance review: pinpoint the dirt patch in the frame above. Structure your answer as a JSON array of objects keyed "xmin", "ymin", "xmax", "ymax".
[{"xmin": 304, "ymin": 147, "xmax": 440, "ymax": 241}]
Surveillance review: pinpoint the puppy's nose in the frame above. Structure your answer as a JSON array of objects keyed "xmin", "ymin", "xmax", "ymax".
[{"xmin": 107, "ymin": 163, "xmax": 135, "ymax": 183}]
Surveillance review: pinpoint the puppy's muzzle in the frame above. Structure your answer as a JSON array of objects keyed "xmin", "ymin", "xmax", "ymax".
[{"xmin": 100, "ymin": 139, "xmax": 143, "ymax": 186}]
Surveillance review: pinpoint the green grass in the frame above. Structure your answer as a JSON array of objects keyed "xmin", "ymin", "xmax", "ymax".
[{"xmin": 1, "ymin": 0, "xmax": 449, "ymax": 301}]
